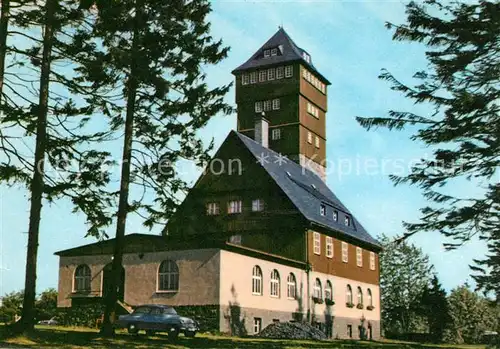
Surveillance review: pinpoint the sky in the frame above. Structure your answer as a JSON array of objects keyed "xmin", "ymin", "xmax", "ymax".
[{"xmin": 0, "ymin": 0, "xmax": 487, "ymax": 297}]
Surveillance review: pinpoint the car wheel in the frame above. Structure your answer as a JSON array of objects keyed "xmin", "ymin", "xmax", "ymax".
[
  {"xmin": 185, "ymin": 331, "xmax": 196, "ymax": 338},
  {"xmin": 145, "ymin": 330, "xmax": 155, "ymax": 336},
  {"xmin": 127, "ymin": 323, "xmax": 139, "ymax": 334},
  {"xmin": 168, "ymin": 327, "xmax": 179, "ymax": 340}
]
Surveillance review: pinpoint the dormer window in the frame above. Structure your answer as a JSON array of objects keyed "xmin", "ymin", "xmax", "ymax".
[
  {"xmin": 345, "ymin": 216, "xmax": 351, "ymax": 226},
  {"xmin": 320, "ymin": 204, "xmax": 326, "ymax": 216},
  {"xmin": 333, "ymin": 210, "xmax": 338, "ymax": 221},
  {"xmin": 264, "ymin": 49, "xmax": 270, "ymax": 58},
  {"xmin": 302, "ymin": 52, "xmax": 311, "ymax": 63},
  {"xmin": 271, "ymin": 48, "xmax": 278, "ymax": 56}
]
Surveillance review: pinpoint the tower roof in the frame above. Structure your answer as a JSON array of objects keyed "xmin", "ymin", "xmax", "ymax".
[{"xmin": 232, "ymin": 27, "xmax": 330, "ymax": 84}]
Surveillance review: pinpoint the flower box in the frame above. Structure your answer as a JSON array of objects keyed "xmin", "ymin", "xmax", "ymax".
[
  {"xmin": 366, "ymin": 305, "xmax": 374, "ymax": 311},
  {"xmin": 312, "ymin": 297, "xmax": 323, "ymax": 304},
  {"xmin": 356, "ymin": 303, "xmax": 364, "ymax": 310},
  {"xmin": 346, "ymin": 302, "xmax": 354, "ymax": 308},
  {"xmin": 325, "ymin": 298, "xmax": 335, "ymax": 306}
]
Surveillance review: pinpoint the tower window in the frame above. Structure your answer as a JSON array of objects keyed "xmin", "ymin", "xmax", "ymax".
[
  {"xmin": 307, "ymin": 131, "xmax": 312, "ymax": 144},
  {"xmin": 255, "ymin": 101, "xmax": 262, "ymax": 113},
  {"xmin": 307, "ymin": 102, "xmax": 319, "ymax": 118},
  {"xmin": 264, "ymin": 49, "xmax": 270, "ymax": 58},
  {"xmin": 272, "ymin": 128, "xmax": 281, "ymax": 140},
  {"xmin": 250, "ymin": 72, "xmax": 257, "ymax": 84},
  {"xmin": 285, "ymin": 65, "xmax": 293, "ymax": 78},
  {"xmin": 259, "ymin": 70, "xmax": 266, "ymax": 82},
  {"xmin": 276, "ymin": 66, "xmax": 284, "ymax": 79},
  {"xmin": 242, "ymin": 74, "xmax": 249, "ymax": 85},
  {"xmin": 268, "ymin": 68, "xmax": 275, "ymax": 80},
  {"xmin": 272, "ymin": 98, "xmax": 280, "ymax": 110},
  {"xmin": 315, "ymin": 136, "xmax": 320, "ymax": 148},
  {"xmin": 263, "ymin": 100, "xmax": 272, "ymax": 112},
  {"xmin": 370, "ymin": 252, "xmax": 376, "ymax": 270},
  {"xmin": 271, "ymin": 48, "xmax": 278, "ymax": 56}
]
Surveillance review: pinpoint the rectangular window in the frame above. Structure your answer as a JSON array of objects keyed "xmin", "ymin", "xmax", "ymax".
[
  {"xmin": 242, "ymin": 74, "xmax": 249, "ymax": 85},
  {"xmin": 356, "ymin": 247, "xmax": 363, "ymax": 267},
  {"xmin": 255, "ymin": 101, "xmax": 262, "ymax": 113},
  {"xmin": 345, "ymin": 216, "xmax": 351, "ymax": 226},
  {"xmin": 229, "ymin": 235, "xmax": 242, "ymax": 245},
  {"xmin": 276, "ymin": 66, "xmax": 284, "ymax": 79},
  {"xmin": 272, "ymin": 98, "xmax": 280, "ymax": 110},
  {"xmin": 347, "ymin": 324, "xmax": 352, "ymax": 338},
  {"xmin": 228, "ymin": 200, "xmax": 242, "ymax": 214},
  {"xmin": 315, "ymin": 136, "xmax": 320, "ymax": 148},
  {"xmin": 313, "ymin": 232, "xmax": 321, "ymax": 255},
  {"xmin": 342, "ymin": 242, "xmax": 348, "ymax": 263},
  {"xmin": 320, "ymin": 204, "xmax": 326, "ymax": 216},
  {"xmin": 271, "ymin": 48, "xmax": 278, "ymax": 56},
  {"xmin": 307, "ymin": 102, "xmax": 312, "ymax": 114},
  {"xmin": 285, "ymin": 65, "xmax": 293, "ymax": 77},
  {"xmin": 268, "ymin": 68, "xmax": 275, "ymax": 80},
  {"xmin": 333, "ymin": 210, "xmax": 338, "ymax": 221},
  {"xmin": 263, "ymin": 100, "xmax": 272, "ymax": 111},
  {"xmin": 264, "ymin": 49, "xmax": 270, "ymax": 58},
  {"xmin": 302, "ymin": 68, "xmax": 307, "ymax": 78},
  {"xmin": 250, "ymin": 72, "xmax": 257, "ymax": 84},
  {"xmin": 259, "ymin": 70, "xmax": 266, "ymax": 82},
  {"xmin": 272, "ymin": 128, "xmax": 281, "ymax": 140},
  {"xmin": 370, "ymin": 252, "xmax": 376, "ymax": 270},
  {"xmin": 206, "ymin": 202, "xmax": 219, "ymax": 215},
  {"xmin": 326, "ymin": 236, "xmax": 333, "ymax": 258},
  {"xmin": 307, "ymin": 131, "xmax": 312, "ymax": 144},
  {"xmin": 252, "ymin": 199, "xmax": 264, "ymax": 212},
  {"xmin": 253, "ymin": 318, "xmax": 262, "ymax": 334}
]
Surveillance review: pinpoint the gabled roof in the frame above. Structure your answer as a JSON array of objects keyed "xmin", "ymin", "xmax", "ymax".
[
  {"xmin": 55, "ymin": 233, "xmax": 168, "ymax": 257},
  {"xmin": 232, "ymin": 27, "xmax": 330, "ymax": 85},
  {"xmin": 234, "ymin": 131, "xmax": 381, "ymax": 249}
]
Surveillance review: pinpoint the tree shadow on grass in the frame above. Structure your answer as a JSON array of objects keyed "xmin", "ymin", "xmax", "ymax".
[{"xmin": 0, "ymin": 325, "xmax": 458, "ymax": 349}]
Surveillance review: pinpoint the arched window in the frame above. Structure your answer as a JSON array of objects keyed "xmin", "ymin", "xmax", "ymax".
[
  {"xmin": 367, "ymin": 288, "xmax": 373, "ymax": 307},
  {"xmin": 313, "ymin": 278, "xmax": 322, "ymax": 299},
  {"xmin": 346, "ymin": 284, "xmax": 353, "ymax": 304},
  {"xmin": 357, "ymin": 286, "xmax": 363, "ymax": 305},
  {"xmin": 252, "ymin": 265, "xmax": 263, "ymax": 295},
  {"xmin": 74, "ymin": 264, "xmax": 91, "ymax": 292},
  {"xmin": 158, "ymin": 260, "xmax": 179, "ymax": 292},
  {"xmin": 325, "ymin": 280, "xmax": 333, "ymax": 301},
  {"xmin": 270, "ymin": 269, "xmax": 280, "ymax": 297},
  {"xmin": 287, "ymin": 273, "xmax": 297, "ymax": 299}
]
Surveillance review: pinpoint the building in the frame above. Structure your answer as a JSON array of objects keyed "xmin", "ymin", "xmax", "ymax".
[{"xmin": 55, "ymin": 28, "xmax": 382, "ymax": 340}]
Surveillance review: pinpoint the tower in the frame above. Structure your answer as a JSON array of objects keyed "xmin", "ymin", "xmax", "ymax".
[{"xmin": 232, "ymin": 28, "xmax": 330, "ymax": 181}]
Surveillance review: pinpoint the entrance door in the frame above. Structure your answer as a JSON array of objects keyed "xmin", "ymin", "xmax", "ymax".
[{"xmin": 102, "ymin": 263, "xmax": 125, "ymax": 301}]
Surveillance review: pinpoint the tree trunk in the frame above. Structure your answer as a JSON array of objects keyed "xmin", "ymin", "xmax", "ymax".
[
  {"xmin": 17, "ymin": 0, "xmax": 56, "ymax": 333},
  {"xmin": 0, "ymin": 0, "xmax": 10, "ymax": 105},
  {"xmin": 99, "ymin": 0, "xmax": 140, "ymax": 337}
]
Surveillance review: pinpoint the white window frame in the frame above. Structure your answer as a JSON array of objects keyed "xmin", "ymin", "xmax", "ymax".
[
  {"xmin": 326, "ymin": 237, "xmax": 333, "ymax": 258},
  {"xmin": 271, "ymin": 48, "xmax": 278, "ymax": 56},
  {"xmin": 252, "ymin": 265, "xmax": 263, "ymax": 295},
  {"xmin": 276, "ymin": 66, "xmax": 284, "ymax": 79},
  {"xmin": 287, "ymin": 273, "xmax": 297, "ymax": 299},
  {"xmin": 345, "ymin": 216, "xmax": 351, "ymax": 226},
  {"xmin": 356, "ymin": 247, "xmax": 363, "ymax": 267},
  {"xmin": 250, "ymin": 71, "xmax": 257, "ymax": 84},
  {"xmin": 253, "ymin": 318, "xmax": 262, "ymax": 334},
  {"xmin": 370, "ymin": 252, "xmax": 376, "ymax": 270},
  {"xmin": 346, "ymin": 284, "xmax": 353, "ymax": 304},
  {"xmin": 271, "ymin": 128, "xmax": 281, "ymax": 140},
  {"xmin": 320, "ymin": 204, "xmax": 326, "ymax": 216},
  {"xmin": 157, "ymin": 260, "xmax": 179, "ymax": 292},
  {"xmin": 313, "ymin": 232, "xmax": 321, "ymax": 255},
  {"xmin": 228, "ymin": 200, "xmax": 242, "ymax": 214},
  {"xmin": 242, "ymin": 74, "xmax": 249, "ymax": 85},
  {"xmin": 73, "ymin": 264, "xmax": 91, "ymax": 292},
  {"xmin": 342, "ymin": 242, "xmax": 348, "ymax": 263},
  {"xmin": 259, "ymin": 70, "xmax": 266, "ymax": 82},
  {"xmin": 315, "ymin": 136, "xmax": 320, "ymax": 148},
  {"xmin": 270, "ymin": 269, "xmax": 280, "ymax": 298},
  {"xmin": 255, "ymin": 101, "xmax": 262, "ymax": 113},
  {"xmin": 206, "ymin": 202, "xmax": 220, "ymax": 215},
  {"xmin": 313, "ymin": 278, "xmax": 322, "ymax": 299},
  {"xmin": 285, "ymin": 65, "xmax": 292, "ymax": 77},
  {"xmin": 263, "ymin": 100, "xmax": 272, "ymax": 111},
  {"xmin": 252, "ymin": 199, "xmax": 264, "ymax": 212},
  {"xmin": 302, "ymin": 68, "xmax": 307, "ymax": 78},
  {"xmin": 307, "ymin": 131, "xmax": 312, "ymax": 144},
  {"xmin": 325, "ymin": 280, "xmax": 333, "ymax": 301},
  {"xmin": 272, "ymin": 98, "xmax": 280, "ymax": 110},
  {"xmin": 264, "ymin": 49, "xmax": 270, "ymax": 58},
  {"xmin": 333, "ymin": 210, "xmax": 338, "ymax": 221},
  {"xmin": 357, "ymin": 287, "xmax": 363, "ymax": 305},
  {"xmin": 268, "ymin": 68, "xmax": 275, "ymax": 80},
  {"xmin": 367, "ymin": 288, "xmax": 373, "ymax": 307},
  {"xmin": 229, "ymin": 234, "xmax": 242, "ymax": 245}
]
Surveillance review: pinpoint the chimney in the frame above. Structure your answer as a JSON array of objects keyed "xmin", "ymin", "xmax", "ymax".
[{"xmin": 254, "ymin": 112, "xmax": 269, "ymax": 148}]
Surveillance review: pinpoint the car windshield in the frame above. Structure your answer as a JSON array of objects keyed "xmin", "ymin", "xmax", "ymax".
[
  {"xmin": 164, "ymin": 307, "xmax": 177, "ymax": 315},
  {"xmin": 133, "ymin": 306, "xmax": 151, "ymax": 314}
]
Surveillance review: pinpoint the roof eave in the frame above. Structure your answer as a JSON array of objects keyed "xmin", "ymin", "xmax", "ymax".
[{"xmin": 309, "ymin": 221, "xmax": 382, "ymax": 251}]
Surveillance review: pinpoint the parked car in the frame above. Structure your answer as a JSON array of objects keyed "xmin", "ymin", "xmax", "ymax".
[
  {"xmin": 114, "ymin": 304, "xmax": 198, "ymax": 339},
  {"xmin": 37, "ymin": 318, "xmax": 58, "ymax": 326}
]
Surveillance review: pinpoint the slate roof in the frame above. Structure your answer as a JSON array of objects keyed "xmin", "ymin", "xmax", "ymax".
[
  {"xmin": 234, "ymin": 131, "xmax": 381, "ymax": 249},
  {"xmin": 55, "ymin": 233, "xmax": 168, "ymax": 257},
  {"xmin": 232, "ymin": 27, "xmax": 330, "ymax": 85}
]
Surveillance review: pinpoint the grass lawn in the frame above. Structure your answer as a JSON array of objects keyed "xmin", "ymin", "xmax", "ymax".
[{"xmin": 0, "ymin": 325, "xmax": 487, "ymax": 349}]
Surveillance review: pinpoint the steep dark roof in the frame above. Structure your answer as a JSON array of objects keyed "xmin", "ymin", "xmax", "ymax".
[
  {"xmin": 234, "ymin": 131, "xmax": 381, "ymax": 249},
  {"xmin": 55, "ymin": 233, "xmax": 168, "ymax": 257},
  {"xmin": 232, "ymin": 27, "xmax": 330, "ymax": 85}
]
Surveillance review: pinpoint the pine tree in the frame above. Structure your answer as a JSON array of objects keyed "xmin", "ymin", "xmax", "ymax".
[
  {"xmin": 418, "ymin": 275, "xmax": 450, "ymax": 342},
  {"xmin": 77, "ymin": 0, "xmax": 232, "ymax": 336},
  {"xmin": 356, "ymin": 1, "xmax": 500, "ymax": 297}
]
